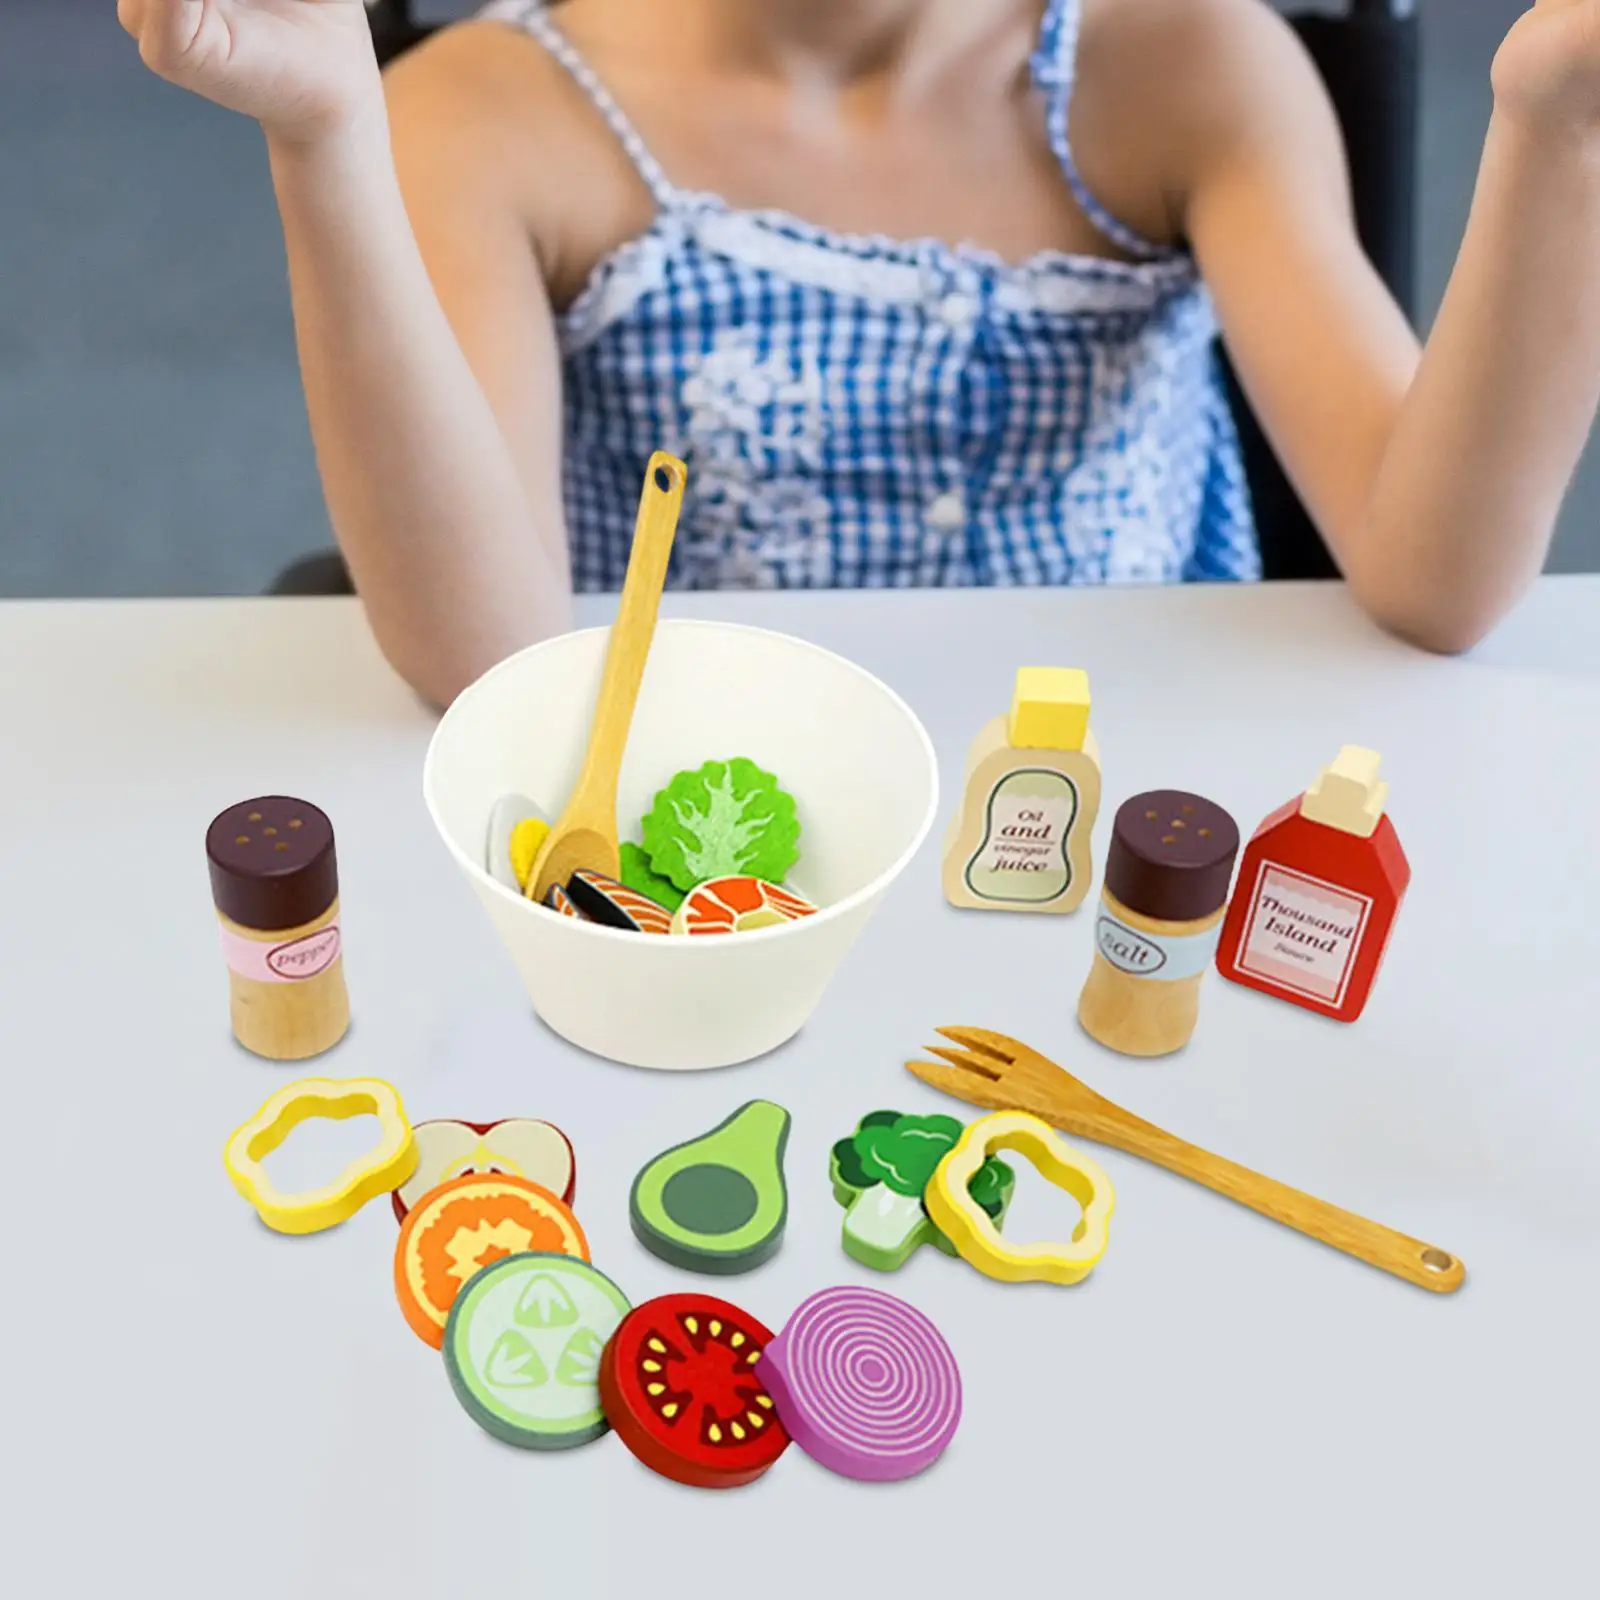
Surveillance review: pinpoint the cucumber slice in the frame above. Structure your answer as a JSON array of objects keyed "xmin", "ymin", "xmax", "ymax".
[{"xmin": 444, "ymin": 1253, "xmax": 631, "ymax": 1450}]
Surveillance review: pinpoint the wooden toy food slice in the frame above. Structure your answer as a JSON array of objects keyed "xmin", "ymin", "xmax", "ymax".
[
  {"xmin": 395, "ymin": 1174, "xmax": 590, "ymax": 1347},
  {"xmin": 445, "ymin": 1253, "xmax": 631, "ymax": 1451},
  {"xmin": 830, "ymin": 1110, "xmax": 1014, "ymax": 1272},
  {"xmin": 223, "ymin": 1076, "xmax": 417, "ymax": 1236},
  {"xmin": 485, "ymin": 794, "xmax": 549, "ymax": 891},
  {"xmin": 925, "ymin": 1110, "xmax": 1114, "ymax": 1286},
  {"xmin": 566, "ymin": 869, "xmax": 673, "ymax": 933},
  {"xmin": 543, "ymin": 884, "xmax": 587, "ymax": 918},
  {"xmin": 762, "ymin": 1286, "xmax": 961, "ymax": 1482},
  {"xmin": 599, "ymin": 1293, "xmax": 789, "ymax": 1488},
  {"xmin": 670, "ymin": 876, "xmax": 816, "ymax": 936},
  {"xmin": 630, "ymin": 1101, "xmax": 790, "ymax": 1274},
  {"xmin": 391, "ymin": 1119, "xmax": 576, "ymax": 1222}
]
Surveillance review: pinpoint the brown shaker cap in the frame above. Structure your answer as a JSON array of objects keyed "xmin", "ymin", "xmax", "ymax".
[
  {"xmin": 206, "ymin": 797, "xmax": 338, "ymax": 931},
  {"xmin": 1104, "ymin": 790, "xmax": 1239, "ymax": 923}
]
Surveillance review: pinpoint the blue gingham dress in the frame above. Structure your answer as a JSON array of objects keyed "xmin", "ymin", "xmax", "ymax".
[{"xmin": 477, "ymin": 0, "xmax": 1258, "ymax": 591}]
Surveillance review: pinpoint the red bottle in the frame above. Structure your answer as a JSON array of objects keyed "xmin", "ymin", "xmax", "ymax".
[{"xmin": 1216, "ymin": 748, "xmax": 1409, "ymax": 1023}]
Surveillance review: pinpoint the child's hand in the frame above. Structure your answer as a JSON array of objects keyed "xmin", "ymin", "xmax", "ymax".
[
  {"xmin": 1492, "ymin": 0, "xmax": 1600, "ymax": 139},
  {"xmin": 118, "ymin": 0, "xmax": 380, "ymax": 143}
]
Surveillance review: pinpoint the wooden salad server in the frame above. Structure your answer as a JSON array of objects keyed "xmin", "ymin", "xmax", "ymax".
[
  {"xmin": 529, "ymin": 452, "xmax": 687, "ymax": 902},
  {"xmin": 907, "ymin": 1026, "xmax": 1465, "ymax": 1294}
]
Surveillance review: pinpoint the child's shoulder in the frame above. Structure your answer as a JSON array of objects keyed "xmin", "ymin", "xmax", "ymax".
[
  {"xmin": 1082, "ymin": 0, "xmax": 1318, "ymax": 111},
  {"xmin": 1085, "ymin": 0, "xmax": 1297, "ymax": 55},
  {"xmin": 382, "ymin": 8, "xmax": 615, "ymax": 158},
  {"xmin": 1078, "ymin": 0, "xmax": 1338, "ymax": 216},
  {"xmin": 381, "ymin": 10, "xmax": 655, "ymax": 302}
]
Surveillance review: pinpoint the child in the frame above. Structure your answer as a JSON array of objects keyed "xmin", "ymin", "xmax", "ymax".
[{"xmin": 120, "ymin": 0, "xmax": 1600, "ymax": 705}]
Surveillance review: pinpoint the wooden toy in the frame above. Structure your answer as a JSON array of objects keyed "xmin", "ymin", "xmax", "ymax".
[
  {"xmin": 223, "ymin": 1076, "xmax": 417, "ymax": 1236},
  {"xmin": 528, "ymin": 453, "xmax": 687, "ymax": 901},
  {"xmin": 1077, "ymin": 790, "xmax": 1240, "ymax": 1056},
  {"xmin": 942, "ymin": 667, "xmax": 1102, "ymax": 914},
  {"xmin": 395, "ymin": 1173, "xmax": 590, "ymax": 1347},
  {"xmin": 543, "ymin": 884, "xmax": 587, "ymax": 918},
  {"xmin": 391, "ymin": 1118, "xmax": 576, "ymax": 1222},
  {"xmin": 640, "ymin": 758, "xmax": 801, "ymax": 892},
  {"xmin": 908, "ymin": 1025, "xmax": 1466, "ymax": 1293},
  {"xmin": 1216, "ymin": 747, "xmax": 1411, "ymax": 1023},
  {"xmin": 510, "ymin": 819, "xmax": 550, "ymax": 890},
  {"xmin": 619, "ymin": 840, "xmax": 685, "ymax": 911},
  {"xmin": 565, "ymin": 869, "xmax": 674, "ymax": 933},
  {"xmin": 630, "ymin": 1101, "xmax": 790, "ymax": 1274},
  {"xmin": 599, "ymin": 1293, "xmax": 790, "ymax": 1488},
  {"xmin": 444, "ymin": 1253, "xmax": 631, "ymax": 1451},
  {"xmin": 485, "ymin": 794, "xmax": 549, "ymax": 891},
  {"xmin": 670, "ymin": 875, "xmax": 816, "ymax": 936},
  {"xmin": 829, "ymin": 1110, "xmax": 1014, "ymax": 1272},
  {"xmin": 762, "ymin": 1286, "xmax": 961, "ymax": 1482},
  {"xmin": 925, "ymin": 1110, "xmax": 1115, "ymax": 1286},
  {"xmin": 206, "ymin": 796, "xmax": 350, "ymax": 1060}
]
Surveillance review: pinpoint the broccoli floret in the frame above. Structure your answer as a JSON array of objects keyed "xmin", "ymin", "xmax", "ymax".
[{"xmin": 830, "ymin": 1111, "xmax": 1012, "ymax": 1271}]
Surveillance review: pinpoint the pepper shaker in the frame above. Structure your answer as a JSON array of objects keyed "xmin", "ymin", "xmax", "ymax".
[
  {"xmin": 1077, "ymin": 790, "xmax": 1239, "ymax": 1057},
  {"xmin": 206, "ymin": 796, "xmax": 350, "ymax": 1060}
]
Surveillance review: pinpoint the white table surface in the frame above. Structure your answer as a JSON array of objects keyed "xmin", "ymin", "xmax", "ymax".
[{"xmin": 3, "ymin": 579, "xmax": 1598, "ymax": 1599}]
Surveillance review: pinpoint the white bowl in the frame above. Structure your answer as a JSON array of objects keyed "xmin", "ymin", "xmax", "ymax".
[{"xmin": 423, "ymin": 619, "xmax": 939, "ymax": 1070}]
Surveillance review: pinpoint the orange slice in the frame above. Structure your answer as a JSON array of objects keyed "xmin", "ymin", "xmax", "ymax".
[
  {"xmin": 670, "ymin": 877, "xmax": 817, "ymax": 936},
  {"xmin": 394, "ymin": 1173, "xmax": 589, "ymax": 1348}
]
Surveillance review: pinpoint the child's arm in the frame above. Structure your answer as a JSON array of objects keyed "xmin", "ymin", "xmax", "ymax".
[
  {"xmin": 1157, "ymin": 0, "xmax": 1600, "ymax": 652},
  {"xmin": 274, "ymin": 42, "xmax": 576, "ymax": 705},
  {"xmin": 122, "ymin": 4, "xmax": 572, "ymax": 706}
]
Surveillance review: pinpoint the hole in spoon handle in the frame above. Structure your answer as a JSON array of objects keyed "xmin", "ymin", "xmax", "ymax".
[
  {"xmin": 1407, "ymin": 1242, "xmax": 1464, "ymax": 1293},
  {"xmin": 648, "ymin": 453, "xmax": 685, "ymax": 496}
]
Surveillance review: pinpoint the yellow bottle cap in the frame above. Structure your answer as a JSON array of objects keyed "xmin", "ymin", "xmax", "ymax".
[
  {"xmin": 1300, "ymin": 746, "xmax": 1387, "ymax": 838},
  {"xmin": 1008, "ymin": 667, "xmax": 1090, "ymax": 751}
]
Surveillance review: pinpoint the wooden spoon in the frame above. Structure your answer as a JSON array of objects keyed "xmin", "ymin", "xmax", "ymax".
[{"xmin": 527, "ymin": 452, "xmax": 687, "ymax": 902}]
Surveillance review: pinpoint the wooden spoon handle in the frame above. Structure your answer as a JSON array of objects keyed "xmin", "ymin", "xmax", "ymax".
[
  {"xmin": 1085, "ymin": 1115, "xmax": 1465, "ymax": 1293},
  {"xmin": 574, "ymin": 452, "xmax": 686, "ymax": 797}
]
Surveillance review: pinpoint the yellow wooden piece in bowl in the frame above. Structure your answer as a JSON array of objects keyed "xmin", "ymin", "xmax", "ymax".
[
  {"xmin": 223, "ymin": 1076, "xmax": 418, "ymax": 1235},
  {"xmin": 509, "ymin": 817, "xmax": 552, "ymax": 889},
  {"xmin": 925, "ymin": 1110, "xmax": 1114, "ymax": 1285}
]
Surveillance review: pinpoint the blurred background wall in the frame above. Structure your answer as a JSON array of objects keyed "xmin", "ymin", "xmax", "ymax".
[{"xmin": 1, "ymin": 0, "xmax": 1594, "ymax": 596}]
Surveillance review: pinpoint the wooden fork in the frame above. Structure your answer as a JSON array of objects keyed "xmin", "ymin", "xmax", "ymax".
[{"xmin": 907, "ymin": 1026, "xmax": 1465, "ymax": 1294}]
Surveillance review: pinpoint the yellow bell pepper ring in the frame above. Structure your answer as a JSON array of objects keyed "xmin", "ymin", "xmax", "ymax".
[
  {"xmin": 224, "ymin": 1076, "xmax": 419, "ymax": 1235},
  {"xmin": 926, "ymin": 1110, "xmax": 1115, "ymax": 1286}
]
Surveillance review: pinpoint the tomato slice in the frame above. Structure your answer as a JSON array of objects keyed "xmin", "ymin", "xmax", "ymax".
[{"xmin": 599, "ymin": 1294, "xmax": 789, "ymax": 1488}]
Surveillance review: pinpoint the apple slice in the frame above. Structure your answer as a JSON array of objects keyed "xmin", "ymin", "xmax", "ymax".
[{"xmin": 391, "ymin": 1118, "xmax": 576, "ymax": 1221}]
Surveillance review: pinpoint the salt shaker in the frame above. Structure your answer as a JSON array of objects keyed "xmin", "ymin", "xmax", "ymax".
[
  {"xmin": 206, "ymin": 796, "xmax": 350, "ymax": 1060},
  {"xmin": 1077, "ymin": 790, "xmax": 1239, "ymax": 1057}
]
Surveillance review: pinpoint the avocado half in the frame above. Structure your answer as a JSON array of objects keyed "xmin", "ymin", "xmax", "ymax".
[{"xmin": 629, "ymin": 1101, "xmax": 791, "ymax": 1274}]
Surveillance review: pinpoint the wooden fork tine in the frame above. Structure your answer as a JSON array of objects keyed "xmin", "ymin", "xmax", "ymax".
[
  {"xmin": 934, "ymin": 1025, "xmax": 1018, "ymax": 1064},
  {"xmin": 924, "ymin": 1043, "xmax": 1004, "ymax": 1079},
  {"xmin": 905, "ymin": 1057, "xmax": 1010, "ymax": 1109}
]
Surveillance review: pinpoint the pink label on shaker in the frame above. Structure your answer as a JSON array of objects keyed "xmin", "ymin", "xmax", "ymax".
[{"xmin": 220, "ymin": 921, "xmax": 341, "ymax": 983}]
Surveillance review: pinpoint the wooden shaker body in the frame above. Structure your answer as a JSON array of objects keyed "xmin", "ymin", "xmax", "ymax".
[
  {"xmin": 220, "ymin": 897, "xmax": 350, "ymax": 1061},
  {"xmin": 1077, "ymin": 890, "xmax": 1226, "ymax": 1058}
]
